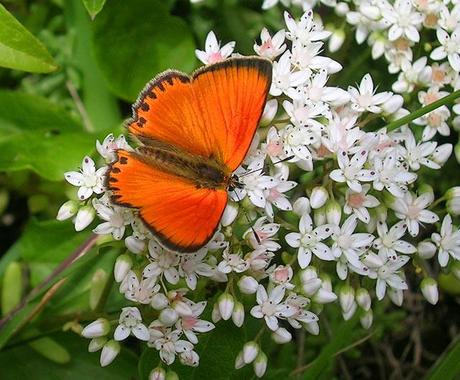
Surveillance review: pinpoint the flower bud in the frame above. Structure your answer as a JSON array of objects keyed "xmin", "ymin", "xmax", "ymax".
[
  {"xmin": 421, "ymin": 277, "xmax": 439, "ymax": 305},
  {"xmin": 293, "ymin": 197, "xmax": 311, "ymax": 216},
  {"xmin": 125, "ymin": 236, "xmax": 145, "ymax": 254},
  {"xmin": 212, "ymin": 301, "xmax": 222, "ymax": 323},
  {"xmin": 100, "ymin": 340, "xmax": 120, "ymax": 367},
  {"xmin": 114, "ymin": 254, "xmax": 133, "ymax": 282},
  {"xmin": 81, "ymin": 318, "xmax": 110, "ymax": 338},
  {"xmin": 342, "ymin": 301, "xmax": 357, "ymax": 320},
  {"xmin": 356, "ymin": 288, "xmax": 371, "ymax": 311},
  {"xmin": 238, "ymin": 276, "xmax": 258, "ymax": 294},
  {"xmin": 302, "ymin": 278, "xmax": 322, "ymax": 296},
  {"xmin": 417, "ymin": 241, "xmax": 437, "ymax": 259},
  {"xmin": 260, "ymin": 99, "xmax": 278, "ymax": 126},
  {"xmin": 88, "ymin": 337, "xmax": 107, "ymax": 352},
  {"xmin": 326, "ymin": 199, "xmax": 342, "ymax": 225},
  {"xmin": 74, "ymin": 205, "xmax": 95, "ymax": 231},
  {"xmin": 388, "ymin": 288, "xmax": 403, "ymax": 306},
  {"xmin": 149, "ymin": 367, "xmax": 166, "ymax": 380},
  {"xmin": 301, "ymin": 266, "xmax": 318, "ymax": 281},
  {"xmin": 271, "ymin": 327, "xmax": 292, "ymax": 344},
  {"xmin": 319, "ymin": 274, "xmax": 332, "ymax": 291},
  {"xmin": 328, "ymin": 28, "xmax": 345, "ymax": 53},
  {"xmin": 151, "ymin": 293, "xmax": 169, "ymax": 310},
  {"xmin": 304, "ymin": 320, "xmax": 320, "ymax": 335},
  {"xmin": 243, "ymin": 341, "xmax": 259, "ymax": 364},
  {"xmin": 218, "ymin": 293, "xmax": 234, "ymax": 320},
  {"xmin": 234, "ymin": 351, "xmax": 245, "ymax": 369},
  {"xmin": 339, "ymin": 285, "xmax": 355, "ymax": 313},
  {"xmin": 222, "ymin": 202, "xmax": 239, "ymax": 227},
  {"xmin": 335, "ymin": 2, "xmax": 349, "ymax": 16},
  {"xmin": 165, "ymin": 371, "xmax": 179, "ymax": 380},
  {"xmin": 382, "ymin": 94, "xmax": 404, "ymax": 114},
  {"xmin": 432, "ymin": 143, "xmax": 452, "ymax": 166},
  {"xmin": 447, "ymin": 198, "xmax": 460, "ymax": 215},
  {"xmin": 313, "ymin": 206, "xmax": 327, "ymax": 226},
  {"xmin": 232, "ymin": 301, "xmax": 245, "ymax": 327},
  {"xmin": 313, "ymin": 288, "xmax": 337, "ymax": 304},
  {"xmin": 159, "ymin": 308, "xmax": 179, "ymax": 326},
  {"xmin": 56, "ymin": 200, "xmax": 78, "ymax": 221},
  {"xmin": 310, "ymin": 186, "xmax": 329, "ymax": 209},
  {"xmin": 253, "ymin": 351, "xmax": 268, "ymax": 378},
  {"xmin": 360, "ymin": 309, "xmax": 373, "ymax": 329},
  {"xmin": 172, "ymin": 300, "xmax": 193, "ymax": 316}
]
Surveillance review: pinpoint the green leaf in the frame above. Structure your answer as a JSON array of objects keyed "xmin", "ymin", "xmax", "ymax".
[
  {"xmin": 0, "ymin": 333, "xmax": 137, "ymax": 379},
  {"xmin": 28, "ymin": 336, "xmax": 71, "ymax": 364},
  {"xmin": 0, "ymin": 4, "xmax": 57, "ymax": 73},
  {"xmin": 0, "ymin": 91, "xmax": 99, "ymax": 181},
  {"xmin": 1, "ymin": 262, "xmax": 23, "ymax": 316},
  {"xmin": 425, "ymin": 337, "xmax": 460, "ymax": 380},
  {"xmin": 92, "ymin": 0, "xmax": 196, "ymax": 101},
  {"xmin": 82, "ymin": 0, "xmax": 107, "ymax": 19}
]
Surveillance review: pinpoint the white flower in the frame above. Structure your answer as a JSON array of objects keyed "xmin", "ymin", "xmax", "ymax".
[
  {"xmin": 100, "ymin": 340, "xmax": 120, "ymax": 367},
  {"xmin": 245, "ymin": 217, "xmax": 281, "ymax": 251},
  {"xmin": 348, "ymin": 74, "xmax": 393, "ymax": 114},
  {"xmin": 432, "ymin": 214, "xmax": 460, "ymax": 267},
  {"xmin": 114, "ymin": 307, "xmax": 150, "ymax": 341},
  {"xmin": 263, "ymin": 172, "xmax": 296, "ymax": 219},
  {"xmin": 331, "ymin": 215, "xmax": 374, "ymax": 279},
  {"xmin": 431, "ymin": 27, "xmax": 460, "ymax": 71},
  {"xmin": 390, "ymin": 192, "xmax": 439, "ymax": 237},
  {"xmin": 179, "ymin": 349, "xmax": 200, "ymax": 367},
  {"xmin": 270, "ymin": 51, "xmax": 310, "ymax": 96},
  {"xmin": 284, "ymin": 11, "xmax": 331, "ymax": 44},
  {"xmin": 121, "ymin": 271, "xmax": 159, "ymax": 304},
  {"xmin": 93, "ymin": 200, "xmax": 133, "ymax": 240},
  {"xmin": 96, "ymin": 134, "xmax": 132, "ymax": 163},
  {"xmin": 250, "ymin": 285, "xmax": 295, "ymax": 330},
  {"xmin": 382, "ymin": 0, "xmax": 424, "ymax": 43},
  {"xmin": 195, "ymin": 31, "xmax": 235, "ymax": 65},
  {"xmin": 149, "ymin": 327, "xmax": 193, "ymax": 365},
  {"xmin": 392, "ymin": 57, "xmax": 432, "ymax": 93},
  {"xmin": 74, "ymin": 205, "xmax": 96, "ymax": 231},
  {"xmin": 285, "ymin": 214, "xmax": 334, "ymax": 268},
  {"xmin": 285, "ymin": 293, "xmax": 318, "ymax": 328},
  {"xmin": 254, "ymin": 28, "xmax": 287, "ymax": 59},
  {"xmin": 179, "ymin": 249, "xmax": 214, "ymax": 290},
  {"xmin": 322, "ymin": 113, "xmax": 363, "ymax": 154},
  {"xmin": 373, "ymin": 221, "xmax": 416, "ymax": 260},
  {"xmin": 143, "ymin": 240, "xmax": 180, "ymax": 284},
  {"xmin": 344, "ymin": 184, "xmax": 380, "ymax": 223},
  {"xmin": 363, "ymin": 253, "xmax": 409, "ymax": 300},
  {"xmin": 329, "ymin": 149, "xmax": 377, "ymax": 192},
  {"xmin": 217, "ymin": 248, "xmax": 249, "ymax": 274},
  {"xmin": 398, "ymin": 130, "xmax": 440, "ymax": 170},
  {"xmin": 176, "ymin": 301, "xmax": 214, "ymax": 344},
  {"xmin": 64, "ymin": 156, "xmax": 106, "ymax": 200},
  {"xmin": 269, "ymin": 265, "xmax": 294, "ymax": 289},
  {"xmin": 372, "ymin": 153, "xmax": 417, "ymax": 197}
]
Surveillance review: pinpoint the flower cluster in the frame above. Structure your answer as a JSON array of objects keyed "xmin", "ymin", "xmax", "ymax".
[{"xmin": 59, "ymin": 7, "xmax": 460, "ymax": 378}]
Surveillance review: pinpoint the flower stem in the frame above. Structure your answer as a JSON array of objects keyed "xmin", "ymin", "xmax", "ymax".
[{"xmin": 385, "ymin": 89, "xmax": 460, "ymax": 131}]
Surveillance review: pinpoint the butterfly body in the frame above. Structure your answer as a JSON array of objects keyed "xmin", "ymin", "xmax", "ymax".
[{"xmin": 107, "ymin": 57, "xmax": 272, "ymax": 253}]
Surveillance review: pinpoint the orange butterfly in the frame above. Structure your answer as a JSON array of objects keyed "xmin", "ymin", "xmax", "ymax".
[{"xmin": 107, "ymin": 57, "xmax": 272, "ymax": 253}]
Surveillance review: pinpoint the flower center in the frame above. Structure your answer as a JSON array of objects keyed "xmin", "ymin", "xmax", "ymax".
[
  {"xmin": 347, "ymin": 192, "xmax": 365, "ymax": 208},
  {"xmin": 261, "ymin": 300, "xmax": 277, "ymax": 315},
  {"xmin": 266, "ymin": 141, "xmax": 283, "ymax": 156}
]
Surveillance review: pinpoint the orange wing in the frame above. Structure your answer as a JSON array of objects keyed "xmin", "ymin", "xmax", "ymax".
[
  {"xmin": 108, "ymin": 150, "xmax": 228, "ymax": 252},
  {"xmin": 129, "ymin": 57, "xmax": 272, "ymax": 171}
]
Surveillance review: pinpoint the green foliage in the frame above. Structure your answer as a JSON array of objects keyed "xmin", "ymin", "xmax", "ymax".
[
  {"xmin": 0, "ymin": 4, "xmax": 57, "ymax": 73},
  {"xmin": 82, "ymin": 0, "xmax": 107, "ymax": 19},
  {"xmin": 425, "ymin": 337, "xmax": 460, "ymax": 380},
  {"xmin": 0, "ymin": 91, "xmax": 99, "ymax": 181},
  {"xmin": 92, "ymin": 0, "xmax": 196, "ymax": 101}
]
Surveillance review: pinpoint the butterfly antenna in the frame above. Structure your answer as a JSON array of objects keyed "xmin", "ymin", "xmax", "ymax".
[
  {"xmin": 239, "ymin": 155, "xmax": 295, "ymax": 178},
  {"xmin": 232, "ymin": 189, "xmax": 261, "ymax": 245}
]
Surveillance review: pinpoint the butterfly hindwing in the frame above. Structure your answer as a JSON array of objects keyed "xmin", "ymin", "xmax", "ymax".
[{"xmin": 108, "ymin": 150, "xmax": 228, "ymax": 252}]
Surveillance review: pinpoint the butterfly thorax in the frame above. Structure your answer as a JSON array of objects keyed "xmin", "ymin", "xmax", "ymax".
[{"xmin": 136, "ymin": 140, "xmax": 230, "ymax": 190}]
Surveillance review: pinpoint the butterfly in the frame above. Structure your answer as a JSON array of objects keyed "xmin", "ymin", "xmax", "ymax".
[{"xmin": 107, "ymin": 56, "xmax": 272, "ymax": 253}]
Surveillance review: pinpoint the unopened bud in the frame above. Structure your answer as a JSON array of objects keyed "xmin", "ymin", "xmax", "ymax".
[
  {"xmin": 328, "ymin": 28, "xmax": 345, "ymax": 53},
  {"xmin": 212, "ymin": 301, "xmax": 222, "ymax": 323},
  {"xmin": 304, "ymin": 320, "xmax": 320, "ymax": 335},
  {"xmin": 100, "ymin": 340, "xmax": 120, "ymax": 367},
  {"xmin": 243, "ymin": 341, "xmax": 259, "ymax": 364},
  {"xmin": 165, "ymin": 371, "xmax": 179, "ymax": 380},
  {"xmin": 114, "ymin": 254, "xmax": 133, "ymax": 282},
  {"xmin": 313, "ymin": 206, "xmax": 327, "ymax": 226},
  {"xmin": 125, "ymin": 236, "xmax": 145, "ymax": 254},
  {"xmin": 313, "ymin": 288, "xmax": 337, "ymax": 304},
  {"xmin": 417, "ymin": 241, "xmax": 437, "ymax": 259},
  {"xmin": 232, "ymin": 302, "xmax": 245, "ymax": 327},
  {"xmin": 56, "ymin": 200, "xmax": 78, "ymax": 221},
  {"xmin": 234, "ymin": 351, "xmax": 245, "ymax": 369},
  {"xmin": 151, "ymin": 293, "xmax": 169, "ymax": 310},
  {"xmin": 339, "ymin": 285, "xmax": 355, "ymax": 313},
  {"xmin": 88, "ymin": 337, "xmax": 107, "ymax": 352},
  {"xmin": 218, "ymin": 293, "xmax": 234, "ymax": 320},
  {"xmin": 342, "ymin": 301, "xmax": 357, "ymax": 320},
  {"xmin": 159, "ymin": 308, "xmax": 179, "ymax": 326},
  {"xmin": 81, "ymin": 318, "xmax": 110, "ymax": 338},
  {"xmin": 432, "ymin": 143, "xmax": 453, "ymax": 166},
  {"xmin": 271, "ymin": 327, "xmax": 292, "ymax": 343},
  {"xmin": 421, "ymin": 277, "xmax": 439, "ymax": 305},
  {"xmin": 238, "ymin": 276, "xmax": 258, "ymax": 294},
  {"xmin": 260, "ymin": 99, "xmax": 278, "ymax": 126},
  {"xmin": 293, "ymin": 197, "xmax": 311, "ymax": 216},
  {"xmin": 356, "ymin": 288, "xmax": 371, "ymax": 311},
  {"xmin": 310, "ymin": 186, "xmax": 329, "ymax": 209},
  {"xmin": 253, "ymin": 351, "xmax": 268, "ymax": 378},
  {"xmin": 149, "ymin": 367, "xmax": 166, "ymax": 380},
  {"xmin": 360, "ymin": 309, "xmax": 373, "ymax": 329},
  {"xmin": 75, "ymin": 205, "xmax": 95, "ymax": 231},
  {"xmin": 326, "ymin": 199, "xmax": 342, "ymax": 225},
  {"xmin": 388, "ymin": 288, "xmax": 403, "ymax": 306}
]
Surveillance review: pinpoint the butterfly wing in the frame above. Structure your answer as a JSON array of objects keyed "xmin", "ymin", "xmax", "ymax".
[
  {"xmin": 129, "ymin": 57, "xmax": 272, "ymax": 170},
  {"xmin": 108, "ymin": 150, "xmax": 228, "ymax": 252}
]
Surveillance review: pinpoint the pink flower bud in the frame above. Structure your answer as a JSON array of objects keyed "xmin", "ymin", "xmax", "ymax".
[
  {"xmin": 100, "ymin": 340, "xmax": 120, "ymax": 367},
  {"xmin": 218, "ymin": 293, "xmax": 234, "ymax": 320},
  {"xmin": 149, "ymin": 367, "xmax": 166, "ymax": 380},
  {"xmin": 243, "ymin": 341, "xmax": 259, "ymax": 364}
]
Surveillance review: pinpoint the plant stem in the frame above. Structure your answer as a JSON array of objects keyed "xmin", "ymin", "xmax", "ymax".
[{"xmin": 385, "ymin": 90, "xmax": 460, "ymax": 131}]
